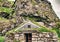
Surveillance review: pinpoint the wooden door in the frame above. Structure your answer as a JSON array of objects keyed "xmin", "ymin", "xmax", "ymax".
[{"xmin": 25, "ymin": 33, "xmax": 32, "ymax": 42}]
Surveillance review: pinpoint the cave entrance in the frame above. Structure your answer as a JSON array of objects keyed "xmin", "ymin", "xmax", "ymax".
[{"xmin": 24, "ymin": 33, "xmax": 32, "ymax": 42}]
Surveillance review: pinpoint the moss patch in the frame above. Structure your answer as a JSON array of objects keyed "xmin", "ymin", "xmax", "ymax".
[
  {"xmin": 31, "ymin": 0, "xmax": 37, "ymax": 5},
  {"xmin": 0, "ymin": 36, "xmax": 5, "ymax": 42}
]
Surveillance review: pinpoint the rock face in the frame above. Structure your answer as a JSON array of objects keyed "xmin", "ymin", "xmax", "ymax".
[
  {"xmin": 0, "ymin": 0, "xmax": 60, "ymax": 35},
  {"xmin": 0, "ymin": 0, "xmax": 14, "ymax": 8},
  {"xmin": 15, "ymin": 0, "xmax": 59, "ymax": 26},
  {"xmin": 0, "ymin": 0, "xmax": 23, "ymax": 34}
]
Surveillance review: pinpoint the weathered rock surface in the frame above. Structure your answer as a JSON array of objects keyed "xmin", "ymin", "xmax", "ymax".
[
  {"xmin": 0, "ymin": 0, "xmax": 60, "ymax": 35},
  {"xmin": 15, "ymin": 0, "xmax": 60, "ymax": 27},
  {"xmin": 0, "ymin": 0, "xmax": 14, "ymax": 8},
  {"xmin": 0, "ymin": 0, "xmax": 23, "ymax": 34}
]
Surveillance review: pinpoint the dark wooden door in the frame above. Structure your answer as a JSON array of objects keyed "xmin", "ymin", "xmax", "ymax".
[{"xmin": 25, "ymin": 33, "xmax": 32, "ymax": 42}]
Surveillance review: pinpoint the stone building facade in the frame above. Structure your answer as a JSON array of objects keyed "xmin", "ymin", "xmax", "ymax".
[{"xmin": 5, "ymin": 30, "xmax": 58, "ymax": 42}]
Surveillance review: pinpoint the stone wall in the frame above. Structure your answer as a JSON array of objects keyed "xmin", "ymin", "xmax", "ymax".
[
  {"xmin": 5, "ymin": 32, "xmax": 58, "ymax": 42},
  {"xmin": 32, "ymin": 32, "xmax": 58, "ymax": 42}
]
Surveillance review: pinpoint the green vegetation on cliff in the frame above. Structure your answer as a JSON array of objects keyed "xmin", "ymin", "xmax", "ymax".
[{"xmin": 0, "ymin": 7, "xmax": 13, "ymax": 13}]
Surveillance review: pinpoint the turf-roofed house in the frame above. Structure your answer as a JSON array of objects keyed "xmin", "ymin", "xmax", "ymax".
[{"xmin": 5, "ymin": 21, "xmax": 58, "ymax": 42}]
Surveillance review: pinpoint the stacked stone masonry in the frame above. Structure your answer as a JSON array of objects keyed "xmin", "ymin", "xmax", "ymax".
[{"xmin": 5, "ymin": 32, "xmax": 58, "ymax": 42}]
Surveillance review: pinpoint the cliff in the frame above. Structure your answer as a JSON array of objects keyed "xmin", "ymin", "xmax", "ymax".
[
  {"xmin": 0, "ymin": 0, "xmax": 60, "ymax": 34},
  {"xmin": 15, "ymin": 0, "xmax": 60, "ymax": 26}
]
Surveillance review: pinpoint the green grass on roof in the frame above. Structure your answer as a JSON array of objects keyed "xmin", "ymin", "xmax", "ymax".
[
  {"xmin": 6, "ymin": 22, "xmax": 26, "ymax": 35},
  {"xmin": 6, "ymin": 26, "xmax": 56, "ymax": 35},
  {"xmin": 52, "ymin": 28, "xmax": 60, "ymax": 38}
]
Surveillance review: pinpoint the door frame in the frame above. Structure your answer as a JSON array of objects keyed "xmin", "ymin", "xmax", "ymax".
[{"xmin": 24, "ymin": 33, "xmax": 32, "ymax": 42}]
